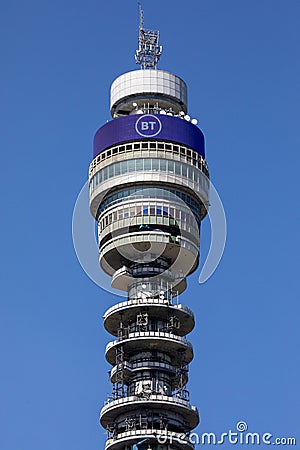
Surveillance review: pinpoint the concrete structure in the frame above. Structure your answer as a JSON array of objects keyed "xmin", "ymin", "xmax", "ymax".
[{"xmin": 89, "ymin": 8, "xmax": 209, "ymax": 450}]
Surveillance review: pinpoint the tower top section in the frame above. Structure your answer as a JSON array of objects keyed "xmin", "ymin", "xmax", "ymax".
[{"xmin": 135, "ymin": 3, "xmax": 162, "ymax": 70}]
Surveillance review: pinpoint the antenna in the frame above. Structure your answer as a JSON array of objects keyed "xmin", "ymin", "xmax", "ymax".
[
  {"xmin": 139, "ymin": 2, "xmax": 144, "ymax": 30},
  {"xmin": 135, "ymin": 3, "xmax": 162, "ymax": 70}
]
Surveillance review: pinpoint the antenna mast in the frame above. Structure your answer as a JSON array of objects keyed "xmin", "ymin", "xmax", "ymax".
[{"xmin": 135, "ymin": 3, "xmax": 162, "ymax": 70}]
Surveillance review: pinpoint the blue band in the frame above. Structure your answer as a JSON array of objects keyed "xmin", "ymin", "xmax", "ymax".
[{"xmin": 93, "ymin": 114, "xmax": 205, "ymax": 158}]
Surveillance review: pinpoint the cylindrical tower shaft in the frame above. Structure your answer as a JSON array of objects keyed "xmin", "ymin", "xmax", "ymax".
[{"xmin": 89, "ymin": 9, "xmax": 209, "ymax": 450}]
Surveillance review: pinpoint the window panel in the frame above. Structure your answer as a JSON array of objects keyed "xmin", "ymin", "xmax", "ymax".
[
  {"xmin": 103, "ymin": 167, "xmax": 108, "ymax": 181},
  {"xmin": 115, "ymin": 162, "xmax": 121, "ymax": 176},
  {"xmin": 108, "ymin": 165, "xmax": 114, "ymax": 178},
  {"xmin": 167, "ymin": 160, "xmax": 174, "ymax": 173},
  {"xmin": 160, "ymin": 159, "xmax": 166, "ymax": 171},
  {"xmin": 144, "ymin": 159, "xmax": 151, "ymax": 170},
  {"xmin": 128, "ymin": 160, "xmax": 135, "ymax": 172},
  {"xmin": 175, "ymin": 162, "xmax": 181, "ymax": 175},
  {"xmin": 152, "ymin": 159, "xmax": 159, "ymax": 171},
  {"xmin": 136, "ymin": 159, "xmax": 143, "ymax": 170}
]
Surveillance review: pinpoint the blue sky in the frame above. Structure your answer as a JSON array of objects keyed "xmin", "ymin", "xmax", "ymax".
[{"xmin": 1, "ymin": 0, "xmax": 299, "ymax": 448}]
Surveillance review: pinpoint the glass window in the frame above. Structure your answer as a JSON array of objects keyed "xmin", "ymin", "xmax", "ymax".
[
  {"xmin": 114, "ymin": 162, "xmax": 120, "ymax": 176},
  {"xmin": 156, "ymin": 206, "xmax": 162, "ymax": 215},
  {"xmin": 182, "ymin": 164, "xmax": 187, "ymax": 177},
  {"xmin": 108, "ymin": 165, "xmax": 114, "ymax": 178},
  {"xmin": 167, "ymin": 160, "xmax": 174, "ymax": 173},
  {"xmin": 191, "ymin": 168, "xmax": 195, "ymax": 182},
  {"xmin": 124, "ymin": 208, "xmax": 129, "ymax": 218},
  {"xmin": 103, "ymin": 167, "xmax": 108, "ymax": 181},
  {"xmin": 163, "ymin": 206, "xmax": 168, "ymax": 217},
  {"xmin": 136, "ymin": 159, "xmax": 143, "ymax": 171},
  {"xmin": 143, "ymin": 207, "xmax": 149, "ymax": 215},
  {"xmin": 175, "ymin": 162, "xmax": 181, "ymax": 175},
  {"xmin": 128, "ymin": 160, "xmax": 135, "ymax": 172},
  {"xmin": 144, "ymin": 159, "xmax": 151, "ymax": 170},
  {"xmin": 150, "ymin": 207, "xmax": 155, "ymax": 215},
  {"xmin": 186, "ymin": 167, "xmax": 191, "ymax": 181},
  {"xmin": 152, "ymin": 159, "xmax": 159, "ymax": 171},
  {"xmin": 159, "ymin": 159, "xmax": 166, "ymax": 171}
]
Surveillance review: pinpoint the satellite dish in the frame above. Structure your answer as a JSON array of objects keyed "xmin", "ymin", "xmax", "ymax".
[
  {"xmin": 167, "ymin": 112, "xmax": 173, "ymax": 116},
  {"xmin": 179, "ymin": 111, "xmax": 185, "ymax": 116},
  {"xmin": 160, "ymin": 109, "xmax": 167, "ymax": 115},
  {"xmin": 132, "ymin": 102, "xmax": 138, "ymax": 107},
  {"xmin": 191, "ymin": 118, "xmax": 198, "ymax": 125},
  {"xmin": 137, "ymin": 109, "xmax": 144, "ymax": 114},
  {"xmin": 184, "ymin": 115, "xmax": 191, "ymax": 121}
]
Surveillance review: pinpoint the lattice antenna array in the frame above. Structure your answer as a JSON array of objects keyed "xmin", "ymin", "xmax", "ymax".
[{"xmin": 135, "ymin": 3, "xmax": 162, "ymax": 69}]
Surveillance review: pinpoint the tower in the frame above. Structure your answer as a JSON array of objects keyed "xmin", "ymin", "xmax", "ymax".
[{"xmin": 89, "ymin": 6, "xmax": 209, "ymax": 450}]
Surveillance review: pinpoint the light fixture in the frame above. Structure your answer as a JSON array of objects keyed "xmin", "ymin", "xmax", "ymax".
[
  {"xmin": 184, "ymin": 115, "xmax": 191, "ymax": 121},
  {"xmin": 191, "ymin": 118, "xmax": 198, "ymax": 125}
]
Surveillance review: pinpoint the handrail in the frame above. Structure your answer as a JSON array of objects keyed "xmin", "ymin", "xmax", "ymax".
[
  {"xmin": 101, "ymin": 393, "xmax": 198, "ymax": 414},
  {"xmin": 106, "ymin": 331, "xmax": 192, "ymax": 353},
  {"xmin": 105, "ymin": 428, "xmax": 195, "ymax": 449},
  {"xmin": 104, "ymin": 299, "xmax": 194, "ymax": 319}
]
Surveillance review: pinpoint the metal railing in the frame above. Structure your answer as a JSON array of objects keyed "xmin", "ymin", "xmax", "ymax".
[
  {"xmin": 101, "ymin": 393, "xmax": 198, "ymax": 414},
  {"xmin": 103, "ymin": 298, "xmax": 194, "ymax": 320},
  {"xmin": 105, "ymin": 429, "xmax": 195, "ymax": 449},
  {"xmin": 106, "ymin": 331, "xmax": 192, "ymax": 354}
]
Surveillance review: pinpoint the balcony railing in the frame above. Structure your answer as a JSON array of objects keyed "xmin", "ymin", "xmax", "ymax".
[
  {"xmin": 101, "ymin": 393, "xmax": 198, "ymax": 415},
  {"xmin": 104, "ymin": 298, "xmax": 194, "ymax": 320},
  {"xmin": 106, "ymin": 331, "xmax": 192, "ymax": 353},
  {"xmin": 105, "ymin": 428, "xmax": 195, "ymax": 450}
]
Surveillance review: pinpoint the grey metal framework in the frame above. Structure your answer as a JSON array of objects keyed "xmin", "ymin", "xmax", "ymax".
[{"xmin": 135, "ymin": 4, "xmax": 162, "ymax": 69}]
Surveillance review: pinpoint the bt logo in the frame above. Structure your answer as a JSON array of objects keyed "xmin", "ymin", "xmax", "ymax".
[{"xmin": 135, "ymin": 114, "xmax": 162, "ymax": 137}]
